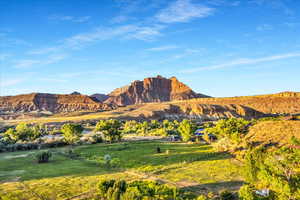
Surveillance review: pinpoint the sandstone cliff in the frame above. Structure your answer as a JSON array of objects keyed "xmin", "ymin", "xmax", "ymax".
[
  {"xmin": 105, "ymin": 75, "xmax": 209, "ymax": 106},
  {"xmin": 0, "ymin": 93, "xmax": 112, "ymax": 114},
  {"xmin": 183, "ymin": 92, "xmax": 300, "ymax": 114}
]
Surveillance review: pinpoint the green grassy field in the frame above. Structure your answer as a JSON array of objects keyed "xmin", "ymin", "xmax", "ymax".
[{"xmin": 0, "ymin": 141, "xmax": 243, "ymax": 199}]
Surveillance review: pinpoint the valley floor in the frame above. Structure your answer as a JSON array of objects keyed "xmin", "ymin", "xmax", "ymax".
[{"xmin": 0, "ymin": 140, "xmax": 243, "ymax": 199}]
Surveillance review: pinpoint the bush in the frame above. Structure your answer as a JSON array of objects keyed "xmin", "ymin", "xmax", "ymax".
[
  {"xmin": 97, "ymin": 179, "xmax": 182, "ymax": 200},
  {"xmin": 95, "ymin": 120, "xmax": 122, "ymax": 143},
  {"xmin": 241, "ymin": 140, "xmax": 300, "ymax": 200},
  {"xmin": 35, "ymin": 151, "xmax": 52, "ymax": 163},
  {"xmin": 61, "ymin": 123, "xmax": 83, "ymax": 144}
]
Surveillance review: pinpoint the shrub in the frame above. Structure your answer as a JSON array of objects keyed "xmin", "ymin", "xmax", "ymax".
[
  {"xmin": 35, "ymin": 151, "xmax": 52, "ymax": 163},
  {"xmin": 95, "ymin": 120, "xmax": 122, "ymax": 143},
  {"xmin": 97, "ymin": 179, "xmax": 181, "ymax": 200},
  {"xmin": 61, "ymin": 123, "xmax": 83, "ymax": 144},
  {"xmin": 241, "ymin": 140, "xmax": 300, "ymax": 200}
]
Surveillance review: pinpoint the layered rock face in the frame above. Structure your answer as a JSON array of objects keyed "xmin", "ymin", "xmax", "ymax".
[
  {"xmin": 105, "ymin": 75, "xmax": 209, "ymax": 106},
  {"xmin": 106, "ymin": 102, "xmax": 266, "ymax": 121},
  {"xmin": 90, "ymin": 94, "xmax": 109, "ymax": 102},
  {"xmin": 0, "ymin": 93, "xmax": 112, "ymax": 113}
]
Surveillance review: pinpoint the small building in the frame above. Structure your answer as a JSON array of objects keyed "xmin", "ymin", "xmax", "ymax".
[{"xmin": 194, "ymin": 128, "xmax": 217, "ymax": 141}]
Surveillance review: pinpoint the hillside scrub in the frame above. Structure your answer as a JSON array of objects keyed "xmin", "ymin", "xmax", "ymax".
[
  {"xmin": 205, "ymin": 118, "xmax": 251, "ymax": 152},
  {"xmin": 239, "ymin": 138, "xmax": 300, "ymax": 200},
  {"xmin": 246, "ymin": 120, "xmax": 300, "ymax": 146}
]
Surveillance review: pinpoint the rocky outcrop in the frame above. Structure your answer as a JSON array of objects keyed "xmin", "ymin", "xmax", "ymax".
[
  {"xmin": 105, "ymin": 75, "xmax": 209, "ymax": 106},
  {"xmin": 0, "ymin": 93, "xmax": 112, "ymax": 114},
  {"xmin": 185, "ymin": 92, "xmax": 300, "ymax": 114},
  {"xmin": 90, "ymin": 94, "xmax": 109, "ymax": 102},
  {"xmin": 108, "ymin": 102, "xmax": 266, "ymax": 120}
]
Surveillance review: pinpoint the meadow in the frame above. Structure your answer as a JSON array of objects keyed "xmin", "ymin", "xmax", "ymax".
[{"xmin": 0, "ymin": 141, "xmax": 242, "ymax": 199}]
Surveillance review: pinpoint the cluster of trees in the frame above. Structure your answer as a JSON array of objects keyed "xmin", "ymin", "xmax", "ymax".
[
  {"xmin": 122, "ymin": 119, "xmax": 180, "ymax": 136},
  {"xmin": 94, "ymin": 119, "xmax": 198, "ymax": 143},
  {"xmin": 97, "ymin": 179, "xmax": 189, "ymax": 200},
  {"xmin": 239, "ymin": 137, "xmax": 300, "ymax": 200},
  {"xmin": 204, "ymin": 118, "xmax": 300, "ymax": 199},
  {"xmin": 1, "ymin": 123, "xmax": 47, "ymax": 144},
  {"xmin": 97, "ymin": 179, "xmax": 252, "ymax": 200},
  {"xmin": 0, "ymin": 118, "xmax": 200, "ymax": 150},
  {"xmin": 204, "ymin": 118, "xmax": 250, "ymax": 152}
]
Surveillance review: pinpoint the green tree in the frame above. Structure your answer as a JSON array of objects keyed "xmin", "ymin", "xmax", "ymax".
[
  {"xmin": 178, "ymin": 119, "xmax": 197, "ymax": 142},
  {"xmin": 61, "ymin": 123, "xmax": 83, "ymax": 144},
  {"xmin": 241, "ymin": 139, "xmax": 300, "ymax": 200},
  {"xmin": 122, "ymin": 120, "xmax": 138, "ymax": 134},
  {"xmin": 136, "ymin": 121, "xmax": 149, "ymax": 136},
  {"xmin": 95, "ymin": 120, "xmax": 122, "ymax": 143},
  {"xmin": 205, "ymin": 118, "xmax": 250, "ymax": 140}
]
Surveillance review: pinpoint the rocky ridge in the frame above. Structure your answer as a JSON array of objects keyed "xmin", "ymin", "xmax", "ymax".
[
  {"xmin": 105, "ymin": 75, "xmax": 209, "ymax": 106},
  {"xmin": 0, "ymin": 93, "xmax": 112, "ymax": 114}
]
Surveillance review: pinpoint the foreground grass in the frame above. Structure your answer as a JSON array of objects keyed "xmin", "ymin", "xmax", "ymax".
[{"xmin": 0, "ymin": 141, "xmax": 243, "ymax": 199}]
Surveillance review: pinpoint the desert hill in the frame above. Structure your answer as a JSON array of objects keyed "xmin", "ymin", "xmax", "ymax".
[
  {"xmin": 246, "ymin": 120, "xmax": 300, "ymax": 145},
  {"xmin": 104, "ymin": 75, "xmax": 209, "ymax": 106},
  {"xmin": 0, "ymin": 93, "xmax": 112, "ymax": 114},
  {"xmin": 182, "ymin": 91, "xmax": 300, "ymax": 114},
  {"xmin": 0, "ymin": 75, "xmax": 299, "ymax": 121}
]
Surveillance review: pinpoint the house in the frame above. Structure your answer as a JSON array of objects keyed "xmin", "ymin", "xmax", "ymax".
[{"xmin": 194, "ymin": 128, "xmax": 217, "ymax": 141}]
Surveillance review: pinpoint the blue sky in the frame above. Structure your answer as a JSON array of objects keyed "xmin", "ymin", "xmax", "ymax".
[{"xmin": 1, "ymin": 0, "xmax": 300, "ymax": 97}]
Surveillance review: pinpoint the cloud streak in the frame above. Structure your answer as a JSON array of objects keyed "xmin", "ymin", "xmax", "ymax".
[
  {"xmin": 146, "ymin": 45, "xmax": 179, "ymax": 51},
  {"xmin": 156, "ymin": 0, "xmax": 214, "ymax": 23},
  {"xmin": 49, "ymin": 15, "xmax": 91, "ymax": 23},
  {"xmin": 14, "ymin": 54, "xmax": 67, "ymax": 69},
  {"xmin": 0, "ymin": 78, "xmax": 24, "ymax": 87},
  {"xmin": 29, "ymin": 24, "xmax": 165, "ymax": 55},
  {"xmin": 182, "ymin": 52, "xmax": 300, "ymax": 73}
]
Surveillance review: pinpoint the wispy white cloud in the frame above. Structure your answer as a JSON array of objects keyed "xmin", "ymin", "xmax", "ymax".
[
  {"xmin": 27, "ymin": 46, "xmax": 62, "ymax": 55},
  {"xmin": 156, "ymin": 0, "xmax": 214, "ymax": 23},
  {"xmin": 14, "ymin": 54, "xmax": 67, "ymax": 69},
  {"xmin": 124, "ymin": 25, "xmax": 164, "ymax": 41},
  {"xmin": 182, "ymin": 52, "xmax": 300, "ymax": 73},
  {"xmin": 110, "ymin": 15, "xmax": 130, "ymax": 24},
  {"xmin": 29, "ymin": 24, "xmax": 165, "ymax": 55},
  {"xmin": 207, "ymin": 0, "xmax": 240, "ymax": 6},
  {"xmin": 39, "ymin": 78, "xmax": 68, "ymax": 83},
  {"xmin": 0, "ymin": 33, "xmax": 31, "ymax": 47},
  {"xmin": 169, "ymin": 48, "xmax": 203, "ymax": 60},
  {"xmin": 49, "ymin": 15, "xmax": 91, "ymax": 23},
  {"xmin": 257, "ymin": 24, "xmax": 273, "ymax": 31},
  {"xmin": 146, "ymin": 45, "xmax": 179, "ymax": 51},
  {"xmin": 0, "ymin": 78, "xmax": 24, "ymax": 87}
]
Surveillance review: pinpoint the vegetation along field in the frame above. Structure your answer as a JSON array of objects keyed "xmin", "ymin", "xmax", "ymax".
[{"xmin": 0, "ymin": 118, "xmax": 299, "ymax": 199}]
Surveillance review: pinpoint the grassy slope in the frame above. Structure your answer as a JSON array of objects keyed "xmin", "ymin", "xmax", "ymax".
[
  {"xmin": 246, "ymin": 120, "xmax": 300, "ymax": 145},
  {"xmin": 0, "ymin": 141, "xmax": 242, "ymax": 199}
]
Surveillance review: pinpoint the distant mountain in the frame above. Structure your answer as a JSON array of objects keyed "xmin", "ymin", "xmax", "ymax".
[
  {"xmin": 90, "ymin": 94, "xmax": 109, "ymax": 102},
  {"xmin": 105, "ymin": 75, "xmax": 210, "ymax": 106},
  {"xmin": 0, "ymin": 93, "xmax": 112, "ymax": 114},
  {"xmin": 70, "ymin": 91, "xmax": 81, "ymax": 95}
]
